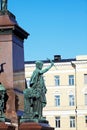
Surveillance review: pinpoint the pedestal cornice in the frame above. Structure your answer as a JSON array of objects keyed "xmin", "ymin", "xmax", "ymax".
[{"xmin": 0, "ymin": 10, "xmax": 29, "ymax": 39}]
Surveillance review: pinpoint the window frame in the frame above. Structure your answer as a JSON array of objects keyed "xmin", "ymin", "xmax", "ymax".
[
  {"xmin": 84, "ymin": 74, "xmax": 87, "ymax": 84},
  {"xmin": 25, "ymin": 77, "xmax": 30, "ymax": 88},
  {"xmin": 55, "ymin": 75, "xmax": 60, "ymax": 86},
  {"xmin": 55, "ymin": 95, "xmax": 60, "ymax": 106},
  {"xmin": 69, "ymin": 75, "xmax": 74, "ymax": 86},
  {"xmin": 85, "ymin": 116, "xmax": 87, "ymax": 127},
  {"xmin": 69, "ymin": 95, "xmax": 75, "ymax": 106},
  {"xmin": 55, "ymin": 116, "xmax": 60, "ymax": 128},
  {"xmin": 85, "ymin": 94, "xmax": 87, "ymax": 105},
  {"xmin": 70, "ymin": 116, "xmax": 75, "ymax": 128}
]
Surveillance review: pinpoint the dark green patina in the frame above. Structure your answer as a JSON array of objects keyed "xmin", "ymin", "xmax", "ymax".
[
  {"xmin": 21, "ymin": 60, "xmax": 54, "ymax": 123},
  {"xmin": 0, "ymin": 83, "xmax": 6, "ymax": 121},
  {"xmin": 1, "ymin": 0, "xmax": 7, "ymax": 11},
  {"xmin": 0, "ymin": 0, "xmax": 8, "ymax": 15}
]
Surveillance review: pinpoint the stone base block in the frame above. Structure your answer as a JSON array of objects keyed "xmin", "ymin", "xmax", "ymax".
[
  {"xmin": 0, "ymin": 122, "xmax": 15, "ymax": 130},
  {"xmin": 19, "ymin": 122, "xmax": 54, "ymax": 130}
]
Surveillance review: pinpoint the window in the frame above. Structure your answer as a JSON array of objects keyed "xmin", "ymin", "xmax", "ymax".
[
  {"xmin": 85, "ymin": 94, "xmax": 87, "ymax": 105},
  {"xmin": 69, "ymin": 95, "xmax": 75, "ymax": 106},
  {"xmin": 69, "ymin": 75, "xmax": 74, "ymax": 86},
  {"xmin": 84, "ymin": 74, "xmax": 87, "ymax": 84},
  {"xmin": 85, "ymin": 116, "xmax": 87, "ymax": 126},
  {"xmin": 55, "ymin": 76, "xmax": 60, "ymax": 86},
  {"xmin": 70, "ymin": 116, "xmax": 75, "ymax": 127},
  {"xmin": 55, "ymin": 95, "xmax": 60, "ymax": 106},
  {"xmin": 26, "ymin": 78, "xmax": 30, "ymax": 88},
  {"xmin": 55, "ymin": 117, "xmax": 60, "ymax": 128}
]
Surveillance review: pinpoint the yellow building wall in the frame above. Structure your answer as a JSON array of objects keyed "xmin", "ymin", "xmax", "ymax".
[{"xmin": 25, "ymin": 55, "xmax": 87, "ymax": 130}]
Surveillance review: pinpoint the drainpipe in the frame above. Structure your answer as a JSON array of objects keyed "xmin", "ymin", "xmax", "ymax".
[{"xmin": 71, "ymin": 62, "xmax": 77, "ymax": 130}]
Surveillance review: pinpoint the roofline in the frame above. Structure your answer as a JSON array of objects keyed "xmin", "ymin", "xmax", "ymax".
[{"xmin": 24, "ymin": 58, "xmax": 76, "ymax": 64}]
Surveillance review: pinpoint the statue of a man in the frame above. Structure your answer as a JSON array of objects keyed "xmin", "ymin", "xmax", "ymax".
[
  {"xmin": 23, "ymin": 60, "xmax": 54, "ymax": 120},
  {"xmin": 1, "ymin": 0, "xmax": 7, "ymax": 11}
]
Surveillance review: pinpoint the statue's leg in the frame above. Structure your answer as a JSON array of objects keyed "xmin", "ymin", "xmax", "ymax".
[{"xmin": 33, "ymin": 98, "xmax": 42, "ymax": 119}]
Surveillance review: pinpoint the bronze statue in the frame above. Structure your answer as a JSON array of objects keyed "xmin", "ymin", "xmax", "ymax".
[
  {"xmin": 1, "ymin": 0, "xmax": 7, "ymax": 11},
  {"xmin": 0, "ymin": 82, "xmax": 6, "ymax": 120},
  {"xmin": 22, "ymin": 60, "xmax": 54, "ymax": 122}
]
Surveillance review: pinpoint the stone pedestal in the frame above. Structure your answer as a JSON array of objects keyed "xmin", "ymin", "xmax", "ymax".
[
  {"xmin": 0, "ymin": 11, "xmax": 29, "ymax": 123},
  {"xmin": 0, "ymin": 122, "xmax": 15, "ymax": 130},
  {"xmin": 19, "ymin": 122, "xmax": 54, "ymax": 130}
]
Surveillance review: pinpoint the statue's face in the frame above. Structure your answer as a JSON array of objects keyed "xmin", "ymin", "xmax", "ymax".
[{"xmin": 39, "ymin": 64, "xmax": 43, "ymax": 70}]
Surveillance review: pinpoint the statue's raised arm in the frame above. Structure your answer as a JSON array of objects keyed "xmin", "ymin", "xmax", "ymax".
[
  {"xmin": 1, "ymin": 0, "xmax": 7, "ymax": 11},
  {"xmin": 39, "ymin": 60, "xmax": 54, "ymax": 74}
]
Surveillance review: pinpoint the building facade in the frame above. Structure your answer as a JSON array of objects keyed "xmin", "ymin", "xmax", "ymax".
[{"xmin": 25, "ymin": 55, "xmax": 87, "ymax": 130}]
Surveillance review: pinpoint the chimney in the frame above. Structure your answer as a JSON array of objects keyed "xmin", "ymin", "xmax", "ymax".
[{"xmin": 54, "ymin": 55, "xmax": 61, "ymax": 61}]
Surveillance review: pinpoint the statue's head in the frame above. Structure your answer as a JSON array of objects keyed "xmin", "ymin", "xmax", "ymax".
[{"xmin": 35, "ymin": 61, "xmax": 43, "ymax": 69}]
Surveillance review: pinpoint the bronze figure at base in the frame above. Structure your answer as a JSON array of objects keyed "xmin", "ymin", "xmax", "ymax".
[
  {"xmin": 19, "ymin": 60, "xmax": 54, "ymax": 129},
  {"xmin": 20, "ymin": 61, "xmax": 54, "ymax": 123}
]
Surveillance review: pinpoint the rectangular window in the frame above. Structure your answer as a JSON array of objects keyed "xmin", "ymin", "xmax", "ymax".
[
  {"xmin": 55, "ymin": 95, "xmax": 60, "ymax": 106},
  {"xmin": 26, "ymin": 78, "xmax": 30, "ymax": 88},
  {"xmin": 69, "ymin": 95, "xmax": 75, "ymax": 106},
  {"xmin": 55, "ymin": 117, "xmax": 60, "ymax": 128},
  {"xmin": 70, "ymin": 116, "xmax": 75, "ymax": 127},
  {"xmin": 85, "ymin": 94, "xmax": 87, "ymax": 105},
  {"xmin": 85, "ymin": 116, "xmax": 87, "ymax": 126},
  {"xmin": 69, "ymin": 75, "xmax": 74, "ymax": 86},
  {"xmin": 55, "ymin": 76, "xmax": 60, "ymax": 86},
  {"xmin": 84, "ymin": 74, "xmax": 87, "ymax": 84}
]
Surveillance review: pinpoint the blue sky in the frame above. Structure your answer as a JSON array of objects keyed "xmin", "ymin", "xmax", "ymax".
[{"xmin": 8, "ymin": 0, "xmax": 87, "ymax": 61}]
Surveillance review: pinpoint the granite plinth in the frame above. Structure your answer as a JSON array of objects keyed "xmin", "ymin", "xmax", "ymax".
[
  {"xmin": 19, "ymin": 122, "xmax": 54, "ymax": 130},
  {"xmin": 0, "ymin": 12, "xmax": 29, "ymax": 123},
  {"xmin": 0, "ymin": 122, "xmax": 15, "ymax": 130}
]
